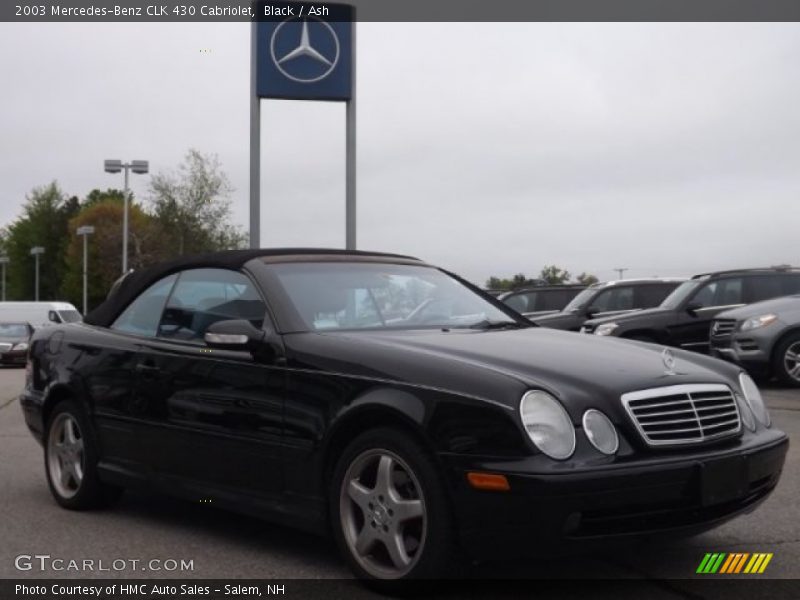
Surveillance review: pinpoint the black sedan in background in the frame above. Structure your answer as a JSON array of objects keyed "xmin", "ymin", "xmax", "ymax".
[
  {"xmin": 0, "ymin": 321, "xmax": 33, "ymax": 366},
  {"xmin": 19, "ymin": 250, "xmax": 787, "ymax": 582},
  {"xmin": 534, "ymin": 278, "xmax": 683, "ymax": 331}
]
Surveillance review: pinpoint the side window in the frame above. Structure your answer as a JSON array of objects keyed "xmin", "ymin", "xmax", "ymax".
[
  {"xmin": 715, "ymin": 278, "xmax": 743, "ymax": 306},
  {"xmin": 591, "ymin": 287, "xmax": 633, "ymax": 312},
  {"xmin": 111, "ymin": 274, "xmax": 178, "ymax": 337},
  {"xmin": 503, "ymin": 293, "xmax": 529, "ymax": 313},
  {"xmin": 692, "ymin": 278, "xmax": 743, "ymax": 308},
  {"xmin": 746, "ymin": 275, "xmax": 784, "ymax": 303},
  {"xmin": 636, "ymin": 284, "xmax": 675, "ymax": 308},
  {"xmin": 158, "ymin": 269, "xmax": 266, "ymax": 343},
  {"xmin": 782, "ymin": 274, "xmax": 800, "ymax": 295}
]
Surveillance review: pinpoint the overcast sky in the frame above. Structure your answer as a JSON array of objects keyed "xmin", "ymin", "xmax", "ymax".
[{"xmin": 0, "ymin": 22, "xmax": 798, "ymax": 284}]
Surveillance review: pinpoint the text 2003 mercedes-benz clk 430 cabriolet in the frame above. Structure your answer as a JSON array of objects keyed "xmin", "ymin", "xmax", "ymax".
[{"xmin": 20, "ymin": 249, "xmax": 787, "ymax": 581}]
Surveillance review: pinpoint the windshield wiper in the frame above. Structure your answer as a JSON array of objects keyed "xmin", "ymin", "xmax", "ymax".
[{"xmin": 468, "ymin": 319, "xmax": 522, "ymax": 330}]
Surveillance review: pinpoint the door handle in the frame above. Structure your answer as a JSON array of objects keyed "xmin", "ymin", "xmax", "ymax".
[{"xmin": 135, "ymin": 362, "xmax": 161, "ymax": 374}]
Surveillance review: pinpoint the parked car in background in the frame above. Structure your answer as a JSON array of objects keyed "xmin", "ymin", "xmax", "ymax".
[
  {"xmin": 19, "ymin": 249, "xmax": 787, "ymax": 582},
  {"xmin": 533, "ymin": 278, "xmax": 684, "ymax": 331},
  {"xmin": 498, "ymin": 285, "xmax": 586, "ymax": 319},
  {"xmin": 0, "ymin": 321, "xmax": 33, "ymax": 366},
  {"xmin": 582, "ymin": 267, "xmax": 800, "ymax": 353},
  {"xmin": 710, "ymin": 295, "xmax": 800, "ymax": 386},
  {"xmin": 0, "ymin": 302, "xmax": 81, "ymax": 328}
]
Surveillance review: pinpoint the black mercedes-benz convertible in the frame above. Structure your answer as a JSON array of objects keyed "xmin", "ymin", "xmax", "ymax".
[{"xmin": 20, "ymin": 249, "xmax": 787, "ymax": 581}]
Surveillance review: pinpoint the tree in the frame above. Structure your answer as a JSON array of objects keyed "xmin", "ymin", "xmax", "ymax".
[
  {"xmin": 576, "ymin": 272, "xmax": 599, "ymax": 285},
  {"xmin": 149, "ymin": 149, "xmax": 246, "ymax": 256},
  {"xmin": 485, "ymin": 273, "xmax": 542, "ymax": 291},
  {"xmin": 61, "ymin": 193, "xmax": 164, "ymax": 311},
  {"xmin": 539, "ymin": 265, "xmax": 571, "ymax": 285},
  {"xmin": 3, "ymin": 182, "xmax": 78, "ymax": 301}
]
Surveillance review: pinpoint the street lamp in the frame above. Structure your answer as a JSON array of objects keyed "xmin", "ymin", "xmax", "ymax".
[
  {"xmin": 76, "ymin": 225, "xmax": 95, "ymax": 315},
  {"xmin": 0, "ymin": 256, "xmax": 8, "ymax": 302},
  {"xmin": 104, "ymin": 159, "xmax": 149, "ymax": 274},
  {"xmin": 30, "ymin": 247, "xmax": 45, "ymax": 301}
]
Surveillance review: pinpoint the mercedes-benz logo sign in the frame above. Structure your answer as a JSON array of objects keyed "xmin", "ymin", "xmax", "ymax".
[
  {"xmin": 662, "ymin": 348, "xmax": 677, "ymax": 375},
  {"xmin": 270, "ymin": 18, "xmax": 340, "ymax": 84}
]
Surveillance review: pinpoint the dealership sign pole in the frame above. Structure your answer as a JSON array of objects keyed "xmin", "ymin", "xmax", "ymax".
[{"xmin": 250, "ymin": 2, "xmax": 355, "ymax": 248}]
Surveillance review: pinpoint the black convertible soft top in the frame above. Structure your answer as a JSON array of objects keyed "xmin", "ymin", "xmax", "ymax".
[{"xmin": 84, "ymin": 248, "xmax": 420, "ymax": 328}]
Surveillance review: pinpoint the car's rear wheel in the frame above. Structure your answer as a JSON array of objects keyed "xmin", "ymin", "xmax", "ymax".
[
  {"xmin": 44, "ymin": 400, "xmax": 122, "ymax": 509},
  {"xmin": 774, "ymin": 333, "xmax": 800, "ymax": 387},
  {"xmin": 330, "ymin": 428, "xmax": 459, "ymax": 582}
]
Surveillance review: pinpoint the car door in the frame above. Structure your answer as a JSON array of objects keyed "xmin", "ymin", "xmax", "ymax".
[
  {"xmin": 130, "ymin": 268, "xmax": 285, "ymax": 500},
  {"xmin": 96, "ymin": 273, "xmax": 179, "ymax": 473},
  {"xmin": 670, "ymin": 277, "xmax": 745, "ymax": 351}
]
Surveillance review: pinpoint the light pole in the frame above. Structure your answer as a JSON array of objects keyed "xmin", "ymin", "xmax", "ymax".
[
  {"xmin": 0, "ymin": 256, "xmax": 8, "ymax": 302},
  {"xmin": 104, "ymin": 159, "xmax": 149, "ymax": 274},
  {"xmin": 76, "ymin": 226, "xmax": 95, "ymax": 315},
  {"xmin": 30, "ymin": 247, "xmax": 45, "ymax": 301},
  {"xmin": 613, "ymin": 268, "xmax": 629, "ymax": 280}
]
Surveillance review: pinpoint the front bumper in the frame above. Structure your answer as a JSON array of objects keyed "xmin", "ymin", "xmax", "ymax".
[
  {"xmin": 0, "ymin": 350, "xmax": 27, "ymax": 365},
  {"xmin": 710, "ymin": 334, "xmax": 771, "ymax": 376},
  {"xmin": 443, "ymin": 429, "xmax": 788, "ymax": 560}
]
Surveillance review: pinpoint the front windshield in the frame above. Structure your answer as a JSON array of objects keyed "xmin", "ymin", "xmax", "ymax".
[
  {"xmin": 660, "ymin": 280, "xmax": 702, "ymax": 310},
  {"xmin": 271, "ymin": 262, "xmax": 516, "ymax": 331},
  {"xmin": 562, "ymin": 287, "xmax": 597, "ymax": 312},
  {"xmin": 0, "ymin": 323, "xmax": 29, "ymax": 337},
  {"xmin": 58, "ymin": 310, "xmax": 83, "ymax": 323}
]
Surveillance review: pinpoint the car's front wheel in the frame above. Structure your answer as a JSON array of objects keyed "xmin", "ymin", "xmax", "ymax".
[
  {"xmin": 774, "ymin": 333, "xmax": 800, "ymax": 387},
  {"xmin": 330, "ymin": 428, "xmax": 459, "ymax": 582},
  {"xmin": 44, "ymin": 400, "xmax": 122, "ymax": 509}
]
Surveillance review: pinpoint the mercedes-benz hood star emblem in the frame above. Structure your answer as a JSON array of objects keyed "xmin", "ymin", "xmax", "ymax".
[{"xmin": 270, "ymin": 18, "xmax": 340, "ymax": 84}]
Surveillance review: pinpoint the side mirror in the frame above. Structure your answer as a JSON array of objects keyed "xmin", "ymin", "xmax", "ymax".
[
  {"xmin": 48, "ymin": 310, "xmax": 60, "ymax": 323},
  {"xmin": 204, "ymin": 319, "xmax": 266, "ymax": 351},
  {"xmin": 685, "ymin": 302, "xmax": 702, "ymax": 316},
  {"xmin": 585, "ymin": 306, "xmax": 600, "ymax": 319}
]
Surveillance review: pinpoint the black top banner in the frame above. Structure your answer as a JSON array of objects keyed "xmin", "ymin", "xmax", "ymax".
[{"xmin": 4, "ymin": 0, "xmax": 800, "ymax": 22}]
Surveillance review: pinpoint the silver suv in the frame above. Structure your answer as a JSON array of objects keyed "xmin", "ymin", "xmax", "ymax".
[{"xmin": 710, "ymin": 295, "xmax": 800, "ymax": 387}]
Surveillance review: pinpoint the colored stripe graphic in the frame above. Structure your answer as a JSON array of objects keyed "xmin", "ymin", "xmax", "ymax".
[
  {"xmin": 696, "ymin": 554, "xmax": 713, "ymax": 574},
  {"xmin": 698, "ymin": 552, "xmax": 772, "ymax": 574},
  {"xmin": 758, "ymin": 554, "xmax": 773, "ymax": 573},
  {"xmin": 719, "ymin": 554, "xmax": 736, "ymax": 574},
  {"xmin": 733, "ymin": 553, "xmax": 750, "ymax": 573}
]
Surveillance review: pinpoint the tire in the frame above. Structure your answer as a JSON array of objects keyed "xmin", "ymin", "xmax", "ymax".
[
  {"xmin": 330, "ymin": 427, "xmax": 460, "ymax": 583},
  {"xmin": 44, "ymin": 400, "xmax": 123, "ymax": 510},
  {"xmin": 773, "ymin": 333, "xmax": 800, "ymax": 388}
]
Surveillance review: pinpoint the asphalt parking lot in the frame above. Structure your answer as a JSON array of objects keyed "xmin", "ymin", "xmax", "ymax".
[{"xmin": 1, "ymin": 367, "xmax": 798, "ymax": 590}]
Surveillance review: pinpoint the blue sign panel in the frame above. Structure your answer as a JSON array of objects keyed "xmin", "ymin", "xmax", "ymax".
[{"xmin": 255, "ymin": 2, "xmax": 353, "ymax": 101}]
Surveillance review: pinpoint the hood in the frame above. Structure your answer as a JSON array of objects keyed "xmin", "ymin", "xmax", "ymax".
[
  {"xmin": 585, "ymin": 306, "xmax": 673, "ymax": 327},
  {"xmin": 288, "ymin": 327, "xmax": 740, "ymax": 420},
  {"xmin": 716, "ymin": 295, "xmax": 800, "ymax": 320}
]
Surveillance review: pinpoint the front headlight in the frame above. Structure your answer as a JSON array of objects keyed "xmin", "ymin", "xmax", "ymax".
[
  {"xmin": 594, "ymin": 323, "xmax": 618, "ymax": 336},
  {"xmin": 520, "ymin": 391, "xmax": 576, "ymax": 460},
  {"xmin": 739, "ymin": 372, "xmax": 771, "ymax": 427},
  {"xmin": 735, "ymin": 393, "xmax": 756, "ymax": 432},
  {"xmin": 12, "ymin": 342, "xmax": 28, "ymax": 351},
  {"xmin": 582, "ymin": 409, "xmax": 619, "ymax": 455},
  {"xmin": 740, "ymin": 314, "xmax": 777, "ymax": 332}
]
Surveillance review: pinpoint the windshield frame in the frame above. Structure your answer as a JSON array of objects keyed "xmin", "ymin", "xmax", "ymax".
[
  {"xmin": 659, "ymin": 280, "xmax": 703, "ymax": 310},
  {"xmin": 251, "ymin": 260, "xmax": 532, "ymax": 334},
  {"xmin": 562, "ymin": 286, "xmax": 599, "ymax": 312}
]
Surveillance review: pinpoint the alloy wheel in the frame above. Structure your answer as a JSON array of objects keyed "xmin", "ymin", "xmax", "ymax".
[
  {"xmin": 339, "ymin": 449, "xmax": 427, "ymax": 579},
  {"xmin": 47, "ymin": 413, "xmax": 85, "ymax": 499},
  {"xmin": 784, "ymin": 342, "xmax": 800, "ymax": 383}
]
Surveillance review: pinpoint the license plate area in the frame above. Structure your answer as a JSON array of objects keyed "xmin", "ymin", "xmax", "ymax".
[{"xmin": 700, "ymin": 456, "xmax": 748, "ymax": 506}]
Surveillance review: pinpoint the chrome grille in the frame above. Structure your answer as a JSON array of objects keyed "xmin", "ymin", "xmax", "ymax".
[
  {"xmin": 711, "ymin": 319, "xmax": 736, "ymax": 337},
  {"xmin": 622, "ymin": 384, "xmax": 741, "ymax": 446},
  {"xmin": 0, "ymin": 343, "xmax": 11, "ymax": 353}
]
